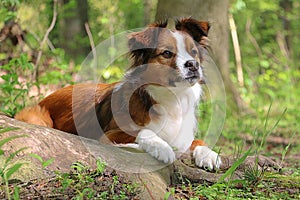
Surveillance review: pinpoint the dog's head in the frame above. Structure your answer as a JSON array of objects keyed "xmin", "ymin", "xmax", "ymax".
[{"xmin": 127, "ymin": 18, "xmax": 210, "ymax": 86}]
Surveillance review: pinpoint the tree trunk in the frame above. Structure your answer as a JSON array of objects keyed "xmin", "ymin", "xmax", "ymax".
[
  {"xmin": 279, "ymin": 0, "xmax": 292, "ymax": 51},
  {"xmin": 143, "ymin": 0, "xmax": 153, "ymax": 25},
  {"xmin": 51, "ymin": 0, "xmax": 90, "ymax": 63},
  {"xmin": 155, "ymin": 0, "xmax": 250, "ymax": 113}
]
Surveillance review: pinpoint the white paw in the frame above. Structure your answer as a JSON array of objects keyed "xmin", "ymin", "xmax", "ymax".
[
  {"xmin": 193, "ymin": 146, "xmax": 221, "ymax": 170},
  {"xmin": 137, "ymin": 129, "xmax": 176, "ymax": 163}
]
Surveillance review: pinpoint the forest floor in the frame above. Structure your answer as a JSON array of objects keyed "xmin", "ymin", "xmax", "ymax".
[
  {"xmin": 1, "ymin": 134, "xmax": 299, "ymax": 200},
  {"xmin": 0, "ymin": 115, "xmax": 299, "ymax": 199},
  {"xmin": 169, "ymin": 135, "xmax": 300, "ymax": 199}
]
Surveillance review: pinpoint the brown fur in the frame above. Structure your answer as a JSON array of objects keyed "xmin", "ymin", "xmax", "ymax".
[
  {"xmin": 15, "ymin": 106, "xmax": 53, "ymax": 127},
  {"xmin": 190, "ymin": 139, "xmax": 206, "ymax": 151}
]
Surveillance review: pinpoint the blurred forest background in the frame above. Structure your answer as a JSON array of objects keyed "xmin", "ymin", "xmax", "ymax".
[{"xmin": 0, "ymin": 0, "xmax": 299, "ymax": 145}]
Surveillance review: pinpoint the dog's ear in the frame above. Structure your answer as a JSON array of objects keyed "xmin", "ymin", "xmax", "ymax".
[
  {"xmin": 128, "ymin": 20, "xmax": 167, "ymax": 66},
  {"xmin": 175, "ymin": 18, "xmax": 210, "ymax": 48},
  {"xmin": 128, "ymin": 28, "xmax": 158, "ymax": 67},
  {"xmin": 128, "ymin": 20, "xmax": 168, "ymax": 51},
  {"xmin": 128, "ymin": 28, "xmax": 156, "ymax": 52}
]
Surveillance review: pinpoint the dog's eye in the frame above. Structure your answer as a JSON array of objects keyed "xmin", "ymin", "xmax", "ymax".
[
  {"xmin": 191, "ymin": 49, "xmax": 198, "ymax": 56},
  {"xmin": 161, "ymin": 50, "xmax": 174, "ymax": 59}
]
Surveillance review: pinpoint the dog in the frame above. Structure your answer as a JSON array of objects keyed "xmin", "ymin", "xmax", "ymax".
[{"xmin": 15, "ymin": 18, "xmax": 221, "ymax": 170}]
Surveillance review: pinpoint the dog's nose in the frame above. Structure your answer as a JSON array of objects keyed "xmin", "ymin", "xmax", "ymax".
[{"xmin": 184, "ymin": 60, "xmax": 199, "ymax": 71}]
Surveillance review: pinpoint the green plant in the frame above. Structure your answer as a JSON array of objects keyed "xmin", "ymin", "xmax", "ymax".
[
  {"xmin": 0, "ymin": 126, "xmax": 27, "ymax": 200},
  {"xmin": 0, "ymin": 54, "xmax": 36, "ymax": 116},
  {"xmin": 256, "ymin": 104, "xmax": 287, "ymax": 154},
  {"xmin": 218, "ymin": 148, "xmax": 252, "ymax": 183},
  {"xmin": 55, "ymin": 159, "xmax": 139, "ymax": 199},
  {"xmin": 38, "ymin": 49, "xmax": 76, "ymax": 86},
  {"xmin": 0, "ymin": 0, "xmax": 20, "ymax": 22},
  {"xmin": 0, "ymin": 126, "xmax": 57, "ymax": 199},
  {"xmin": 95, "ymin": 158, "xmax": 106, "ymax": 175},
  {"xmin": 110, "ymin": 175, "xmax": 119, "ymax": 197},
  {"xmin": 29, "ymin": 153, "xmax": 54, "ymax": 169},
  {"xmin": 12, "ymin": 185, "xmax": 20, "ymax": 200},
  {"xmin": 164, "ymin": 187, "xmax": 175, "ymax": 200},
  {"xmin": 56, "ymin": 172, "xmax": 73, "ymax": 192},
  {"xmin": 243, "ymin": 163, "xmax": 267, "ymax": 187},
  {"xmin": 280, "ymin": 132, "xmax": 295, "ymax": 166}
]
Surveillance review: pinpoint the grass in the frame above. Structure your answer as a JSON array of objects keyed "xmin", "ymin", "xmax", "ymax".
[
  {"xmin": 168, "ymin": 147, "xmax": 299, "ymax": 199},
  {"xmin": 168, "ymin": 168, "xmax": 300, "ymax": 199},
  {"xmin": 174, "ymin": 102, "xmax": 300, "ymax": 200}
]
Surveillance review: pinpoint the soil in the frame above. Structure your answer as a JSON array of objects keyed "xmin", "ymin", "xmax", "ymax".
[{"xmin": 0, "ymin": 167, "xmax": 140, "ymax": 199}]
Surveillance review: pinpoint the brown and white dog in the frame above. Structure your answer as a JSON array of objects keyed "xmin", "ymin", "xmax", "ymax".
[{"xmin": 15, "ymin": 18, "xmax": 221, "ymax": 170}]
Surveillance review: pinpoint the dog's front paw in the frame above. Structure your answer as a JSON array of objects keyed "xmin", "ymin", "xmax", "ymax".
[
  {"xmin": 193, "ymin": 146, "xmax": 221, "ymax": 170},
  {"xmin": 137, "ymin": 129, "xmax": 176, "ymax": 164}
]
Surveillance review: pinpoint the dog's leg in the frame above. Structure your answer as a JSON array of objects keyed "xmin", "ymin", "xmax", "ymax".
[
  {"xmin": 135, "ymin": 129, "xmax": 176, "ymax": 164},
  {"xmin": 112, "ymin": 129, "xmax": 176, "ymax": 163},
  {"xmin": 15, "ymin": 105, "xmax": 53, "ymax": 128},
  {"xmin": 190, "ymin": 139, "xmax": 222, "ymax": 170}
]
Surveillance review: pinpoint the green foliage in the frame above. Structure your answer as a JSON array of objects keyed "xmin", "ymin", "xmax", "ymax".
[
  {"xmin": 218, "ymin": 148, "xmax": 252, "ymax": 183},
  {"xmin": 164, "ymin": 187, "xmax": 175, "ymax": 200},
  {"xmin": 29, "ymin": 153, "xmax": 54, "ymax": 169},
  {"xmin": 95, "ymin": 158, "xmax": 106, "ymax": 174},
  {"xmin": 0, "ymin": 54, "xmax": 36, "ymax": 116},
  {"xmin": 0, "ymin": 126, "xmax": 26, "ymax": 200},
  {"xmin": 13, "ymin": 185, "xmax": 20, "ymax": 200},
  {"xmin": 55, "ymin": 159, "xmax": 138, "ymax": 199},
  {"xmin": 38, "ymin": 49, "xmax": 76, "ymax": 86},
  {"xmin": 168, "ymin": 169, "xmax": 299, "ymax": 199},
  {"xmin": 243, "ymin": 164, "xmax": 266, "ymax": 187},
  {"xmin": 229, "ymin": 0, "xmax": 300, "ymax": 126},
  {"xmin": 89, "ymin": 0, "xmax": 146, "ymax": 43},
  {"xmin": 0, "ymin": 0, "xmax": 21, "ymax": 22},
  {"xmin": 0, "ymin": 126, "xmax": 58, "ymax": 199}
]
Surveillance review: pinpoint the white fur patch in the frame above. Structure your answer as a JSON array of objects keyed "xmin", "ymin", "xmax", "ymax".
[
  {"xmin": 114, "ymin": 143, "xmax": 140, "ymax": 149},
  {"xmin": 172, "ymin": 31, "xmax": 194, "ymax": 77},
  {"xmin": 136, "ymin": 129, "xmax": 176, "ymax": 163},
  {"xmin": 144, "ymin": 83, "xmax": 201, "ymax": 156},
  {"xmin": 193, "ymin": 146, "xmax": 222, "ymax": 170}
]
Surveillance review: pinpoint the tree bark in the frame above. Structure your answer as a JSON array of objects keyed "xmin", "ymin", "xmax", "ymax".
[
  {"xmin": 143, "ymin": 0, "xmax": 153, "ymax": 25},
  {"xmin": 155, "ymin": 0, "xmax": 250, "ymax": 113}
]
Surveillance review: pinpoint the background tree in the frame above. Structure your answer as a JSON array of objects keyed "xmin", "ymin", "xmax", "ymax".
[
  {"xmin": 155, "ymin": 0, "xmax": 249, "ymax": 113},
  {"xmin": 49, "ymin": 0, "xmax": 90, "ymax": 63}
]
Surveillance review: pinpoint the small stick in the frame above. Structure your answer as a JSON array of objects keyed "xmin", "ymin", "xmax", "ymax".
[{"xmin": 33, "ymin": 0, "xmax": 58, "ymax": 92}]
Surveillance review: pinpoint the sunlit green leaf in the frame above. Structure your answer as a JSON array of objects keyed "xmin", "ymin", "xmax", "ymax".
[{"xmin": 5, "ymin": 163, "xmax": 23, "ymax": 180}]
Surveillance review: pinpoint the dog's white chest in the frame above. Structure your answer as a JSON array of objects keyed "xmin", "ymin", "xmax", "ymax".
[{"xmin": 145, "ymin": 84, "xmax": 201, "ymax": 154}]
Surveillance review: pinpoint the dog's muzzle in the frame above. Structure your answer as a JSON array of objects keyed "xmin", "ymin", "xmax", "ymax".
[{"xmin": 184, "ymin": 60, "xmax": 201, "ymax": 84}]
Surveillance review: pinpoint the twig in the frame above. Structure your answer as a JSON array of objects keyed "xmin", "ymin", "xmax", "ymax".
[
  {"xmin": 84, "ymin": 23, "xmax": 96, "ymax": 58},
  {"xmin": 245, "ymin": 18, "xmax": 263, "ymax": 58},
  {"xmin": 138, "ymin": 173, "xmax": 156, "ymax": 200},
  {"xmin": 276, "ymin": 31, "xmax": 290, "ymax": 70},
  {"xmin": 229, "ymin": 13, "xmax": 244, "ymax": 87},
  {"xmin": 84, "ymin": 22, "xmax": 98, "ymax": 82},
  {"xmin": 33, "ymin": 0, "xmax": 58, "ymax": 85},
  {"xmin": 27, "ymin": 30, "xmax": 55, "ymax": 52},
  {"xmin": 47, "ymin": 38, "xmax": 55, "ymax": 51},
  {"xmin": 27, "ymin": 30, "xmax": 41, "ymax": 46}
]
